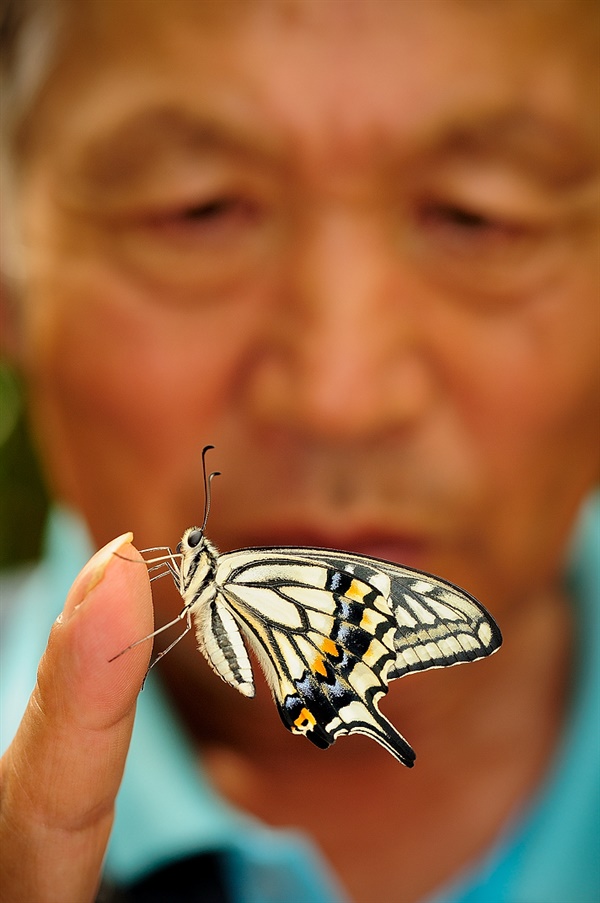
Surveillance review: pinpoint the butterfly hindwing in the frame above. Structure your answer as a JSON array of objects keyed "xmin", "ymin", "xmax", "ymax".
[{"xmin": 194, "ymin": 588, "xmax": 255, "ymax": 698}]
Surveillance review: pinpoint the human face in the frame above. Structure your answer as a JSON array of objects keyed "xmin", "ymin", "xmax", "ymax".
[{"xmin": 12, "ymin": 0, "xmax": 600, "ymax": 617}]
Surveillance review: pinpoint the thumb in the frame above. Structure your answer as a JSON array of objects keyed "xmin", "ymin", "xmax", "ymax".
[{"xmin": 0, "ymin": 533, "xmax": 153, "ymax": 903}]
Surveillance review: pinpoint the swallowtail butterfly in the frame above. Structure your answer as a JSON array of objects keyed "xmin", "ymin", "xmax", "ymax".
[{"xmin": 113, "ymin": 447, "xmax": 502, "ymax": 766}]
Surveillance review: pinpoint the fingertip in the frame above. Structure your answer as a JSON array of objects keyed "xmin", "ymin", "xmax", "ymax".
[
  {"xmin": 62, "ymin": 532, "xmax": 136, "ymax": 620},
  {"xmin": 54, "ymin": 537, "xmax": 155, "ymax": 729}
]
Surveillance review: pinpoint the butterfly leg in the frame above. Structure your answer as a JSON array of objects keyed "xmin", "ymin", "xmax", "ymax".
[
  {"xmin": 140, "ymin": 545, "xmax": 178, "ymax": 564},
  {"xmin": 148, "ymin": 563, "xmax": 173, "ymax": 582},
  {"xmin": 108, "ymin": 605, "xmax": 192, "ymax": 662},
  {"xmin": 146, "ymin": 608, "xmax": 193, "ymax": 671}
]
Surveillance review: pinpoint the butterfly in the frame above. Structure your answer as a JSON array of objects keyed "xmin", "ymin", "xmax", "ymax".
[{"xmin": 113, "ymin": 447, "xmax": 502, "ymax": 766}]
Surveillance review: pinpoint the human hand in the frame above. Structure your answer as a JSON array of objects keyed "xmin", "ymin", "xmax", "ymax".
[{"xmin": 0, "ymin": 535, "xmax": 153, "ymax": 903}]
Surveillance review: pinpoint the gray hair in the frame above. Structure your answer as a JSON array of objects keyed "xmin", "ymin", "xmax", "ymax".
[{"xmin": 1, "ymin": 0, "xmax": 65, "ymax": 284}]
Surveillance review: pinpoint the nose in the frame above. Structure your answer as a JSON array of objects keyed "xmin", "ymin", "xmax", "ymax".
[{"xmin": 246, "ymin": 209, "xmax": 435, "ymax": 441}]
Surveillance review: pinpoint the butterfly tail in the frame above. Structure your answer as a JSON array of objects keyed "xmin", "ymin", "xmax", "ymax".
[
  {"xmin": 344, "ymin": 705, "xmax": 416, "ymax": 767},
  {"xmin": 276, "ymin": 688, "xmax": 416, "ymax": 767}
]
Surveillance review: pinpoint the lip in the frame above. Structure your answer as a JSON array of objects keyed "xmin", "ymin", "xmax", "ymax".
[{"xmin": 231, "ymin": 527, "xmax": 430, "ymax": 570}]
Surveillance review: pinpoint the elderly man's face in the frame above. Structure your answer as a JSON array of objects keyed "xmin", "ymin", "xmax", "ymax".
[{"xmin": 12, "ymin": 0, "xmax": 599, "ymax": 615}]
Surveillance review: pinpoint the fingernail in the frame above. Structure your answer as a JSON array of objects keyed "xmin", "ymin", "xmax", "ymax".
[{"xmin": 62, "ymin": 532, "xmax": 134, "ymax": 621}]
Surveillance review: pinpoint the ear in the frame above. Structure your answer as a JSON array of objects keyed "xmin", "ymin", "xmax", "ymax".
[
  {"xmin": 0, "ymin": 177, "xmax": 25, "ymax": 365},
  {"xmin": 0, "ymin": 273, "xmax": 23, "ymax": 364}
]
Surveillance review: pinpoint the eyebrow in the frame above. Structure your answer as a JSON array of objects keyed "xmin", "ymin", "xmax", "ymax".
[
  {"xmin": 76, "ymin": 106, "xmax": 285, "ymax": 194},
  {"xmin": 425, "ymin": 108, "xmax": 599, "ymax": 189}
]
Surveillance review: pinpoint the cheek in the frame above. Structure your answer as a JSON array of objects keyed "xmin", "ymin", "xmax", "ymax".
[
  {"xmin": 435, "ymin": 280, "xmax": 599, "ymax": 584},
  {"xmin": 439, "ymin": 278, "xmax": 599, "ymax": 479},
  {"xmin": 20, "ymin": 256, "xmax": 268, "ymax": 529}
]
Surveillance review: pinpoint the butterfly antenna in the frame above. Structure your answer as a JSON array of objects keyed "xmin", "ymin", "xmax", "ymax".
[{"xmin": 200, "ymin": 445, "xmax": 220, "ymax": 533}]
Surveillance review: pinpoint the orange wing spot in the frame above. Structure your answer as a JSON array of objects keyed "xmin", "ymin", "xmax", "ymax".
[
  {"xmin": 346, "ymin": 579, "xmax": 368, "ymax": 603},
  {"xmin": 312, "ymin": 656, "xmax": 328, "ymax": 677},
  {"xmin": 360, "ymin": 610, "xmax": 374, "ymax": 629},
  {"xmin": 293, "ymin": 707, "xmax": 317, "ymax": 731},
  {"xmin": 321, "ymin": 637, "xmax": 340, "ymax": 658}
]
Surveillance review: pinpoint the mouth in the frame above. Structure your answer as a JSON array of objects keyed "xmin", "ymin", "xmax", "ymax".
[{"xmin": 231, "ymin": 526, "xmax": 430, "ymax": 570}]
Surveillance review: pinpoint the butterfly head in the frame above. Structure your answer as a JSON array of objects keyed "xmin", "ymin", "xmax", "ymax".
[
  {"xmin": 180, "ymin": 527, "xmax": 204, "ymax": 551},
  {"xmin": 176, "ymin": 526, "xmax": 219, "ymax": 599}
]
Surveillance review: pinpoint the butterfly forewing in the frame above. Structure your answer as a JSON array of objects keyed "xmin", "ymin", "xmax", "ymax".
[{"xmin": 264, "ymin": 548, "xmax": 503, "ymax": 675}]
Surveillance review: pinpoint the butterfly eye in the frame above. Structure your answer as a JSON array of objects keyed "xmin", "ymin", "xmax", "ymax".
[
  {"xmin": 187, "ymin": 529, "xmax": 203, "ymax": 548},
  {"xmin": 176, "ymin": 542, "xmax": 183, "ymax": 554}
]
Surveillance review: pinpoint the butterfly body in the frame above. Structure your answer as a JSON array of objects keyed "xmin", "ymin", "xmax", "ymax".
[{"xmin": 171, "ymin": 525, "xmax": 502, "ymax": 767}]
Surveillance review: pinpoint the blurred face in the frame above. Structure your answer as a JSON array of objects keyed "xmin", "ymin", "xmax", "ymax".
[{"xmin": 11, "ymin": 0, "xmax": 600, "ymax": 617}]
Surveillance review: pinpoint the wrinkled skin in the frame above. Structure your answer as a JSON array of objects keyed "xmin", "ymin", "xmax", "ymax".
[{"xmin": 2, "ymin": 1, "xmax": 599, "ymax": 900}]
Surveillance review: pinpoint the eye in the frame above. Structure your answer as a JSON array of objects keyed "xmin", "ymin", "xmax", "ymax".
[
  {"xmin": 186, "ymin": 529, "xmax": 203, "ymax": 549},
  {"xmin": 439, "ymin": 206, "xmax": 488, "ymax": 229},
  {"xmin": 180, "ymin": 196, "xmax": 243, "ymax": 221},
  {"xmin": 114, "ymin": 187, "xmax": 276, "ymax": 295},
  {"xmin": 408, "ymin": 193, "xmax": 557, "ymax": 302},
  {"xmin": 151, "ymin": 194, "xmax": 262, "ymax": 239},
  {"xmin": 418, "ymin": 201, "xmax": 526, "ymax": 247},
  {"xmin": 176, "ymin": 542, "xmax": 183, "ymax": 554}
]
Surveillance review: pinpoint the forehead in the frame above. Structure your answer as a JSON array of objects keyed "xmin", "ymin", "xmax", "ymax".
[{"xmin": 19, "ymin": 0, "xmax": 600, "ymax": 177}]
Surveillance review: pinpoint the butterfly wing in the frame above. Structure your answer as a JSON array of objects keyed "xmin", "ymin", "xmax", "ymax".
[
  {"xmin": 283, "ymin": 547, "xmax": 503, "ymax": 680},
  {"xmin": 193, "ymin": 587, "xmax": 256, "ymax": 698},
  {"xmin": 213, "ymin": 547, "xmax": 501, "ymax": 764}
]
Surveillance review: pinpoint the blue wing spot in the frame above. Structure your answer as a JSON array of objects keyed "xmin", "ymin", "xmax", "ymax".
[
  {"xmin": 326, "ymin": 569, "xmax": 353, "ymax": 594},
  {"xmin": 335, "ymin": 598, "xmax": 363, "ymax": 625}
]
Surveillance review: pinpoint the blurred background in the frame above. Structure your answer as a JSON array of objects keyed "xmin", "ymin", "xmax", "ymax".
[{"xmin": 0, "ymin": 362, "xmax": 47, "ymax": 568}]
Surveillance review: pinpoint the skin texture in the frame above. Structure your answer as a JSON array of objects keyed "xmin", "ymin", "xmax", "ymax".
[{"xmin": 1, "ymin": 0, "xmax": 599, "ymax": 900}]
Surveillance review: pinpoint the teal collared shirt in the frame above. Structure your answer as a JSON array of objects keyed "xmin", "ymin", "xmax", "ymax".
[{"xmin": 1, "ymin": 499, "xmax": 599, "ymax": 902}]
